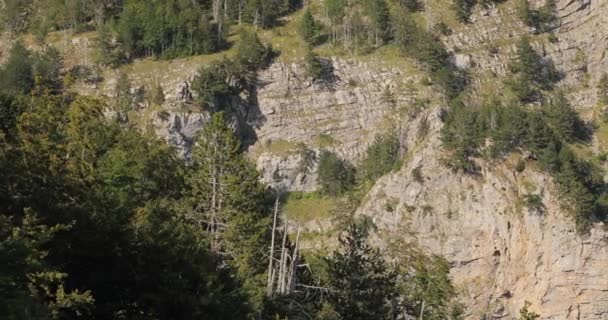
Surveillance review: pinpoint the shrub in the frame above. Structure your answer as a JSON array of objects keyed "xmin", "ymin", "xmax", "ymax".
[
  {"xmin": 317, "ymin": 150, "xmax": 356, "ymax": 196},
  {"xmin": 523, "ymin": 194, "xmax": 544, "ymax": 212},
  {"xmin": 360, "ymin": 133, "xmax": 400, "ymax": 181},
  {"xmin": 412, "ymin": 165, "xmax": 424, "ymax": 183}
]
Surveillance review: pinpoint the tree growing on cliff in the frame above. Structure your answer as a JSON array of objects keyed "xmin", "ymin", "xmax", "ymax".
[
  {"xmin": 317, "ymin": 150, "xmax": 356, "ymax": 195},
  {"xmin": 518, "ymin": 301, "xmax": 540, "ymax": 320},
  {"xmin": 598, "ymin": 73, "xmax": 608, "ymax": 106},
  {"xmin": 185, "ymin": 112, "xmax": 271, "ymax": 305},
  {"xmin": 325, "ymin": 220, "xmax": 397, "ymax": 320},
  {"xmin": 300, "ymin": 9, "xmax": 320, "ymax": 44},
  {"xmin": 113, "ymin": 71, "xmax": 132, "ymax": 122}
]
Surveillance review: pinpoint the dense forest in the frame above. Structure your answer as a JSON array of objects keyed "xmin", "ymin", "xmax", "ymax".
[{"xmin": 0, "ymin": 0, "xmax": 592, "ymax": 318}]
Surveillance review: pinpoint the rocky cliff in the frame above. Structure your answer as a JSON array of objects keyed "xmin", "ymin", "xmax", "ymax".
[
  {"xmin": 50, "ymin": 0, "xmax": 608, "ymax": 317},
  {"xmin": 250, "ymin": 0, "xmax": 608, "ymax": 318}
]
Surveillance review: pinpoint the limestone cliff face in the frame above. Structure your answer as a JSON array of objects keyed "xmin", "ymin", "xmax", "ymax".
[
  {"xmin": 251, "ymin": 58, "xmax": 428, "ymax": 190},
  {"xmin": 249, "ymin": 1, "xmax": 608, "ymax": 318},
  {"xmin": 59, "ymin": 0, "xmax": 608, "ymax": 317},
  {"xmin": 358, "ymin": 109, "xmax": 608, "ymax": 319}
]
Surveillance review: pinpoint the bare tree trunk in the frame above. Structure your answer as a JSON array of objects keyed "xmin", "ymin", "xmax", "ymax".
[
  {"xmin": 419, "ymin": 300, "xmax": 426, "ymax": 320},
  {"xmin": 212, "ymin": 0, "xmax": 221, "ymax": 21},
  {"xmin": 287, "ymin": 225, "xmax": 301, "ymax": 294},
  {"xmin": 266, "ymin": 197, "xmax": 280, "ymax": 296},
  {"xmin": 277, "ymin": 223, "xmax": 288, "ymax": 293}
]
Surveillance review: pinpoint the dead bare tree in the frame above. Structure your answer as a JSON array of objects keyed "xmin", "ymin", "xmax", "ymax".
[{"xmin": 265, "ymin": 202, "xmax": 303, "ymax": 296}]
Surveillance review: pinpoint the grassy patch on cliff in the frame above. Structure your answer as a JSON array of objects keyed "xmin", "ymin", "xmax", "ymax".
[{"xmin": 283, "ymin": 191, "xmax": 336, "ymax": 223}]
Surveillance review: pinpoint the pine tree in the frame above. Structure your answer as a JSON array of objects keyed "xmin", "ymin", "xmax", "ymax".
[
  {"xmin": 325, "ymin": 221, "xmax": 397, "ymax": 320},
  {"xmin": 317, "ymin": 150, "xmax": 356, "ymax": 195},
  {"xmin": 518, "ymin": 302, "xmax": 540, "ymax": 320},
  {"xmin": 517, "ymin": 0, "xmax": 535, "ymax": 27},
  {"xmin": 152, "ymin": 82, "xmax": 165, "ymax": 105},
  {"xmin": 300, "ymin": 9, "xmax": 318, "ymax": 44},
  {"xmin": 113, "ymin": 71, "xmax": 132, "ymax": 122},
  {"xmin": 0, "ymin": 42, "xmax": 34, "ymax": 96},
  {"xmin": 367, "ymin": 0, "xmax": 390, "ymax": 46},
  {"xmin": 542, "ymin": 91, "xmax": 585, "ymax": 142},
  {"xmin": 453, "ymin": 0, "xmax": 475, "ymax": 23},
  {"xmin": 186, "ymin": 113, "xmax": 270, "ymax": 287},
  {"xmin": 304, "ymin": 48, "xmax": 326, "ymax": 80},
  {"xmin": 361, "ymin": 133, "xmax": 400, "ymax": 181}
]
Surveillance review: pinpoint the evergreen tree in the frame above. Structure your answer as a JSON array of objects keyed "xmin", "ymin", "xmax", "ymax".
[
  {"xmin": 152, "ymin": 82, "xmax": 165, "ymax": 105},
  {"xmin": 304, "ymin": 48, "xmax": 327, "ymax": 80},
  {"xmin": 453, "ymin": 0, "xmax": 475, "ymax": 22},
  {"xmin": 113, "ymin": 72, "xmax": 132, "ymax": 122},
  {"xmin": 508, "ymin": 36, "xmax": 558, "ymax": 102},
  {"xmin": 300, "ymin": 9, "xmax": 319, "ymax": 44},
  {"xmin": 0, "ymin": 211, "xmax": 94, "ymax": 319},
  {"xmin": 116, "ymin": 0, "xmax": 222, "ymax": 59},
  {"xmin": 517, "ymin": 0, "xmax": 536, "ymax": 27},
  {"xmin": 317, "ymin": 150, "xmax": 356, "ymax": 195},
  {"xmin": 360, "ymin": 133, "xmax": 400, "ymax": 181},
  {"xmin": 518, "ymin": 302, "xmax": 540, "ymax": 320},
  {"xmin": 542, "ymin": 91, "xmax": 586, "ymax": 142},
  {"xmin": 325, "ymin": 0, "xmax": 346, "ymax": 44},
  {"xmin": 400, "ymin": 0, "xmax": 421, "ymax": 11},
  {"xmin": 192, "ymin": 60, "xmax": 235, "ymax": 109},
  {"xmin": 185, "ymin": 112, "xmax": 271, "ymax": 305},
  {"xmin": 0, "ymin": 42, "xmax": 34, "ymax": 96},
  {"xmin": 367, "ymin": 0, "xmax": 390, "ymax": 46},
  {"xmin": 325, "ymin": 221, "xmax": 397, "ymax": 320}
]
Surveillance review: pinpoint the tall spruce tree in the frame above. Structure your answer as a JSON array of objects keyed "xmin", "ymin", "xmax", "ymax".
[
  {"xmin": 325, "ymin": 221, "xmax": 397, "ymax": 320},
  {"xmin": 185, "ymin": 112, "xmax": 271, "ymax": 306}
]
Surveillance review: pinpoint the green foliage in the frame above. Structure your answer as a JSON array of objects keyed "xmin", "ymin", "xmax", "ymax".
[
  {"xmin": 192, "ymin": 30, "xmax": 272, "ymax": 109},
  {"xmin": 241, "ymin": 0, "xmax": 298, "ymax": 28},
  {"xmin": 29, "ymin": 0, "xmax": 96, "ymax": 34},
  {"xmin": 523, "ymin": 194, "xmax": 544, "ymax": 212},
  {"xmin": 360, "ymin": 133, "xmax": 400, "ymax": 181},
  {"xmin": 234, "ymin": 28, "xmax": 275, "ymax": 73},
  {"xmin": 412, "ymin": 165, "xmax": 424, "ymax": 183},
  {"xmin": 441, "ymin": 95, "xmax": 603, "ymax": 232},
  {"xmin": 192, "ymin": 60, "xmax": 235, "ymax": 108},
  {"xmin": 518, "ymin": 301, "xmax": 540, "ymax": 320},
  {"xmin": 0, "ymin": 91, "xmax": 253, "ymax": 318},
  {"xmin": 393, "ymin": 11, "xmax": 463, "ymax": 96},
  {"xmin": 151, "ymin": 83, "xmax": 165, "ymax": 105},
  {"xmin": 300, "ymin": 9, "xmax": 321, "ymax": 45},
  {"xmin": 0, "ymin": 43, "xmax": 63, "ymax": 96},
  {"xmin": 0, "ymin": 0, "xmax": 35, "ymax": 32},
  {"xmin": 185, "ymin": 112, "xmax": 271, "ymax": 307},
  {"xmin": 400, "ymin": 0, "xmax": 421, "ymax": 11},
  {"xmin": 508, "ymin": 36, "xmax": 559, "ymax": 102},
  {"xmin": 0, "ymin": 43, "xmax": 33, "ymax": 96},
  {"xmin": 113, "ymin": 72, "xmax": 132, "ymax": 121},
  {"xmin": 305, "ymin": 49, "xmax": 329, "ymax": 80},
  {"xmin": 297, "ymin": 143, "xmax": 317, "ymax": 175},
  {"xmin": 542, "ymin": 91, "xmax": 586, "ymax": 142},
  {"xmin": 324, "ymin": 0, "xmax": 390, "ymax": 49},
  {"xmin": 453, "ymin": 0, "xmax": 475, "ymax": 22},
  {"xmin": 366, "ymin": 0, "xmax": 391, "ymax": 46},
  {"xmin": 95, "ymin": 23, "xmax": 127, "ymax": 68},
  {"xmin": 0, "ymin": 211, "xmax": 93, "ymax": 319},
  {"xmin": 598, "ymin": 73, "xmax": 608, "ymax": 105},
  {"xmin": 324, "ymin": 221, "xmax": 397, "ymax": 320},
  {"xmin": 116, "ymin": 0, "xmax": 223, "ymax": 59},
  {"xmin": 317, "ymin": 150, "xmax": 356, "ymax": 196},
  {"xmin": 396, "ymin": 252, "xmax": 463, "ymax": 320},
  {"xmin": 517, "ymin": 0, "xmax": 556, "ymax": 33}
]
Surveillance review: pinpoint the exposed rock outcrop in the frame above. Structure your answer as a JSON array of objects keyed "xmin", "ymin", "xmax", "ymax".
[{"xmin": 358, "ymin": 108, "xmax": 608, "ymax": 319}]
